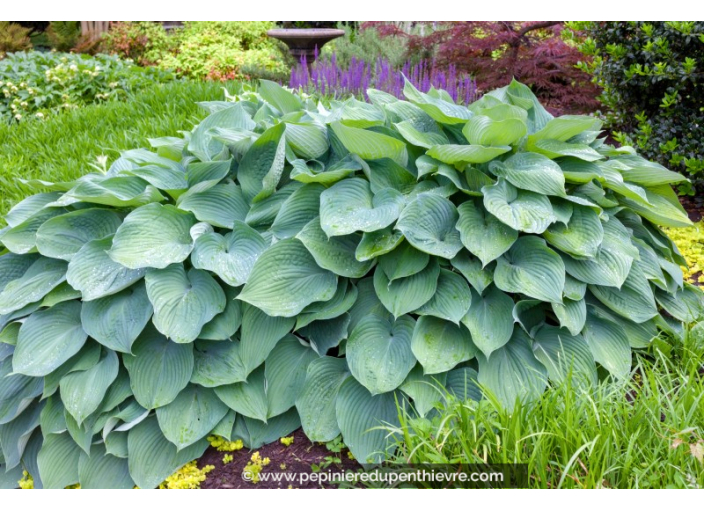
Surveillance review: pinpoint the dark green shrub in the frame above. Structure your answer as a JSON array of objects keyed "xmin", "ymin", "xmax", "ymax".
[{"xmin": 570, "ymin": 22, "xmax": 704, "ymax": 190}]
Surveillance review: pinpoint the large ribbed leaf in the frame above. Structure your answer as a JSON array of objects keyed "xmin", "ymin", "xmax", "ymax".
[
  {"xmin": 552, "ymin": 298, "xmax": 587, "ymax": 336},
  {"xmin": 477, "ymin": 328, "xmax": 547, "ymax": 410},
  {"xmin": 355, "ymin": 228, "xmax": 404, "ymax": 262},
  {"xmin": 531, "ymin": 325, "xmax": 596, "ymax": 387},
  {"xmin": 145, "ymin": 264, "xmax": 226, "ymax": 343},
  {"xmin": 67, "ymin": 236, "xmax": 145, "ymax": 301},
  {"xmin": 239, "ymin": 304, "xmax": 294, "ymax": 376},
  {"xmin": 189, "ymin": 103, "xmax": 254, "ymax": 161},
  {"xmin": 490, "ymin": 152, "xmax": 566, "ymax": 197},
  {"xmin": 156, "ymin": 384, "xmax": 228, "ymax": 449},
  {"xmin": 57, "ymin": 176, "xmax": 165, "ymax": 208},
  {"xmin": 296, "ymin": 279, "xmax": 356, "ymax": 329},
  {"xmin": 374, "ymin": 258, "xmax": 439, "ymax": 318},
  {"xmin": 396, "ymin": 193, "xmax": 463, "ymax": 259},
  {"xmin": 191, "ymin": 222, "xmax": 268, "ymax": 286},
  {"xmin": 620, "ymin": 185, "xmax": 692, "ymax": 228},
  {"xmin": 462, "ymin": 105, "xmax": 527, "ymax": 146},
  {"xmin": 461, "ymin": 285, "xmax": 514, "ymax": 358},
  {"xmin": 528, "ymin": 115, "xmax": 601, "ymax": 144},
  {"xmin": 271, "ymin": 183, "xmax": 325, "ymax": 239},
  {"xmin": 296, "ymin": 357, "xmax": 350, "ymax": 442},
  {"xmin": 582, "ymin": 308, "xmax": 631, "ymax": 379},
  {"xmin": 589, "ymin": 264, "xmax": 658, "ymax": 323},
  {"xmin": 494, "ymin": 236, "xmax": 565, "ymax": 303},
  {"xmin": 108, "ymin": 203, "xmax": 196, "ymax": 269},
  {"xmin": 198, "ymin": 287, "xmax": 242, "ymax": 341},
  {"xmin": 285, "ymin": 122, "xmax": 329, "ymax": 160},
  {"xmin": 13, "ymin": 301, "xmax": 87, "ymax": 377},
  {"xmin": 1, "ymin": 206, "xmax": 66, "ymax": 254},
  {"xmin": 336, "ymin": 378, "xmax": 400, "ymax": 464},
  {"xmin": 237, "ymin": 122, "xmax": 286, "ymax": 203},
  {"xmin": 127, "ymin": 416, "xmax": 208, "ymax": 489},
  {"xmin": 483, "ymin": 179, "xmax": 556, "ymax": 234},
  {"xmin": 259, "ymin": 80, "xmax": 303, "ymax": 114},
  {"xmin": 347, "ymin": 314, "xmax": 416, "ymax": 395},
  {"xmin": 213, "ymin": 366, "xmax": 267, "ymax": 421},
  {"xmin": 331, "ymin": 122, "xmax": 408, "ymax": 166},
  {"xmin": 191, "ymin": 339, "xmax": 247, "ymax": 387},
  {"xmin": 395, "ymin": 120, "xmax": 449, "ymax": 148},
  {"xmin": 0, "ymin": 257, "xmax": 67, "ymax": 315},
  {"xmin": 655, "ymin": 284, "xmax": 704, "ymax": 323},
  {"xmin": 80, "ymin": 282, "xmax": 153, "ymax": 353},
  {"xmin": 411, "ymin": 316, "xmax": 476, "ymax": 374},
  {"xmin": 3, "ymin": 192, "xmax": 61, "ymax": 228},
  {"xmin": 78, "ymin": 443, "xmax": 134, "ymax": 489},
  {"xmin": 177, "ymin": 183, "xmax": 249, "ymax": 229},
  {"xmin": 377, "ymin": 241, "xmax": 428, "ymax": 282},
  {"xmin": 456, "ymin": 199, "xmax": 518, "ymax": 266},
  {"xmin": 0, "ymin": 401, "xmax": 41, "ymax": 470},
  {"xmin": 415, "ymin": 269, "xmax": 472, "ymax": 324},
  {"xmin": 239, "ymin": 238, "xmax": 337, "ymax": 317},
  {"xmin": 427, "ymin": 144, "xmax": 511, "ymax": 165},
  {"xmin": 320, "ymin": 178, "xmax": 405, "ymax": 237},
  {"xmin": 35, "ymin": 208, "xmax": 122, "ymax": 261},
  {"xmin": 290, "ymin": 156, "xmax": 359, "ymax": 185},
  {"xmin": 399, "ymin": 365, "xmax": 446, "ymax": 416},
  {"xmin": 543, "ymin": 205, "xmax": 603, "ymax": 258},
  {"xmin": 348, "ymin": 278, "xmax": 389, "ymax": 332},
  {"xmin": 451, "ymin": 252, "xmax": 494, "ymax": 294},
  {"xmin": 0, "ymin": 358, "xmax": 42, "ymax": 425},
  {"xmin": 37, "ymin": 432, "xmax": 81, "ymax": 489},
  {"xmin": 402, "ymin": 79, "xmax": 472, "ymax": 124},
  {"xmin": 297, "ymin": 217, "xmax": 373, "ymax": 278},
  {"xmin": 122, "ymin": 325, "xmax": 194, "ymax": 409},
  {"xmin": 60, "ymin": 350, "xmax": 119, "ymax": 425},
  {"xmin": 264, "ymin": 336, "xmax": 318, "ymax": 417}
]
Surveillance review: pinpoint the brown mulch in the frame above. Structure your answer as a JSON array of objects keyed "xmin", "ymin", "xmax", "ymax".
[
  {"xmin": 198, "ymin": 428, "xmax": 360, "ymax": 489},
  {"xmin": 681, "ymin": 195, "xmax": 704, "ymax": 223}
]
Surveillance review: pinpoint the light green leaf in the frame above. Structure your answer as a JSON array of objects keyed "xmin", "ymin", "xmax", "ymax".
[
  {"xmin": 544, "ymin": 205, "xmax": 603, "ymax": 258},
  {"xmin": 331, "ymin": 122, "xmax": 408, "ymax": 166},
  {"xmin": 411, "ymin": 316, "xmax": 476, "ymax": 374},
  {"xmin": 403, "ymin": 78, "xmax": 471, "ymax": 124},
  {"xmin": 415, "ymin": 269, "xmax": 473, "ymax": 324},
  {"xmin": 355, "ymin": 227, "xmax": 404, "ymax": 262},
  {"xmin": 655, "ymin": 284, "xmax": 704, "ymax": 323},
  {"xmin": 59, "ymin": 176, "xmax": 165, "ymax": 208},
  {"xmin": 395, "ymin": 193, "xmax": 463, "ymax": 259},
  {"xmin": 399, "ymin": 365, "xmax": 446, "ymax": 416},
  {"xmin": 1, "ymin": 207, "xmax": 67, "ymax": 254},
  {"xmin": 347, "ymin": 314, "xmax": 416, "ymax": 395},
  {"xmin": 290, "ymin": 155, "xmax": 361, "ymax": 185},
  {"xmin": 589, "ymin": 264, "xmax": 658, "ymax": 323},
  {"xmin": 177, "ymin": 183, "xmax": 249, "ymax": 229},
  {"xmin": 483, "ymin": 179, "xmax": 556, "ymax": 234},
  {"xmin": 456, "ymin": 199, "xmax": 518, "ymax": 266},
  {"xmin": 426, "ymin": 144, "xmax": 511, "ymax": 164},
  {"xmin": 285, "ymin": 122, "xmax": 329, "ymax": 160},
  {"xmin": 259, "ymin": 79, "xmax": 303, "ymax": 114},
  {"xmin": 238, "ymin": 238, "xmax": 338, "ymax": 318},
  {"xmin": 462, "ymin": 112, "xmax": 527, "ymax": 146},
  {"xmin": 528, "ymin": 115, "xmax": 601, "ymax": 143},
  {"xmin": 395, "ymin": 120, "xmax": 449, "ymax": 148},
  {"xmin": 552, "ymin": 298, "xmax": 587, "ymax": 336},
  {"xmin": 490, "ymin": 152, "xmax": 566, "ymax": 196}
]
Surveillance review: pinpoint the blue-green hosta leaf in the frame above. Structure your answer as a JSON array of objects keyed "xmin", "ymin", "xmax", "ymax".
[
  {"xmin": 456, "ymin": 199, "xmax": 518, "ymax": 266},
  {"xmin": 40, "ymin": 281, "xmax": 82, "ymax": 308},
  {"xmin": 416, "ymin": 269, "xmax": 473, "ymax": 324},
  {"xmin": 528, "ymin": 115, "xmax": 601, "ymax": 143},
  {"xmin": 512, "ymin": 299, "xmax": 547, "ymax": 336},
  {"xmin": 239, "ymin": 238, "xmax": 338, "ymax": 317},
  {"xmin": 396, "ymin": 193, "xmax": 462, "ymax": 259},
  {"xmin": 13, "ymin": 301, "xmax": 87, "ymax": 377},
  {"xmin": 494, "ymin": 236, "xmax": 565, "ymax": 303},
  {"xmin": 239, "ymin": 304, "xmax": 294, "ymax": 376},
  {"xmin": 483, "ymin": 179, "xmax": 556, "ymax": 234},
  {"xmin": 35, "ymin": 208, "xmax": 122, "ymax": 261},
  {"xmin": 238, "ymin": 122, "xmax": 287, "ymax": 203},
  {"xmin": 0, "ymin": 401, "xmax": 42, "ymax": 470},
  {"xmin": 191, "ymin": 223, "xmax": 268, "ymax": 287},
  {"xmin": 3, "ymin": 192, "xmax": 61, "ymax": 228},
  {"xmin": 411, "ymin": 316, "xmax": 476, "ymax": 375},
  {"xmin": 296, "ymin": 357, "xmax": 350, "ymax": 442},
  {"xmin": 298, "ymin": 314, "xmax": 350, "ymax": 355},
  {"xmin": 552, "ymin": 298, "xmax": 587, "ymax": 336},
  {"xmin": 531, "ymin": 325, "xmax": 596, "ymax": 388},
  {"xmin": 177, "ymin": 182, "xmax": 249, "ymax": 229},
  {"xmin": 285, "ymin": 122, "xmax": 329, "ymax": 160},
  {"xmin": 145, "ymin": 264, "xmax": 226, "ymax": 343},
  {"xmin": 0, "ymin": 358, "xmax": 42, "ymax": 425},
  {"xmin": 259, "ymin": 79, "xmax": 303, "ymax": 114},
  {"xmin": 477, "ymin": 327, "xmax": 547, "ymax": 410},
  {"xmin": 335, "ymin": 377, "xmax": 400, "ymax": 464},
  {"xmin": 37, "ymin": 432, "xmax": 81, "ymax": 489},
  {"xmin": 213, "ymin": 365, "xmax": 267, "ymax": 421},
  {"xmin": 80, "ymin": 282, "xmax": 153, "ymax": 353},
  {"xmin": 364, "ymin": 158, "xmax": 416, "ymax": 195},
  {"xmin": 621, "ymin": 185, "xmax": 693, "ymax": 228},
  {"xmin": 297, "ymin": 217, "xmax": 373, "ymax": 279},
  {"xmin": 233, "ymin": 409, "xmax": 301, "ymax": 450},
  {"xmin": 461, "ymin": 285, "xmax": 514, "ymax": 358},
  {"xmin": 614, "ymin": 154, "xmax": 687, "ymax": 186},
  {"xmin": 156, "ymin": 384, "xmax": 228, "ymax": 450},
  {"xmin": 544, "ymin": 205, "xmax": 603, "ymax": 258},
  {"xmin": 402, "ymin": 78, "xmax": 471, "ymax": 124},
  {"xmin": 0, "ymin": 253, "xmax": 39, "ymax": 293},
  {"xmin": 198, "ymin": 286, "xmax": 242, "ymax": 341},
  {"xmin": 589, "ymin": 264, "xmax": 657, "ymax": 324},
  {"xmin": 355, "ymin": 227, "xmax": 404, "ymax": 262},
  {"xmin": 1, "ymin": 206, "xmax": 67, "ymax": 254},
  {"xmin": 426, "ymin": 144, "xmax": 511, "ymax": 165},
  {"xmin": 58, "ymin": 176, "xmax": 165, "ymax": 208},
  {"xmin": 271, "ymin": 183, "xmax": 325, "ymax": 239},
  {"xmin": 191, "ymin": 339, "xmax": 247, "ymax": 387},
  {"xmin": 128, "ymin": 416, "xmax": 208, "ymax": 489},
  {"xmin": 451, "ymin": 252, "xmax": 494, "ymax": 294},
  {"xmin": 331, "ymin": 121, "xmax": 408, "ymax": 166},
  {"xmin": 122, "ymin": 324, "xmax": 194, "ymax": 409},
  {"xmin": 582, "ymin": 308, "xmax": 631, "ymax": 379},
  {"xmin": 462, "ymin": 111, "xmax": 527, "ymax": 146},
  {"xmin": 530, "ymin": 139, "xmax": 604, "ymax": 161},
  {"xmin": 377, "ymin": 241, "xmax": 429, "ymax": 282},
  {"xmin": 77, "ymin": 443, "xmax": 134, "ymax": 489},
  {"xmin": 374, "ymin": 258, "xmax": 439, "ymax": 318},
  {"xmin": 558, "ymin": 158, "xmax": 603, "ymax": 183},
  {"xmin": 189, "ymin": 103, "xmax": 254, "ymax": 161},
  {"xmin": 108, "ymin": 203, "xmax": 196, "ymax": 270},
  {"xmin": 40, "ymin": 342, "xmax": 101, "ymax": 400},
  {"xmin": 0, "ymin": 257, "xmax": 67, "ymax": 315},
  {"xmin": 296, "ymin": 279, "xmax": 357, "ymax": 330},
  {"xmin": 445, "ymin": 367, "xmax": 481, "ymax": 402},
  {"xmin": 490, "ymin": 152, "xmax": 566, "ymax": 197},
  {"xmin": 655, "ymin": 284, "xmax": 704, "ymax": 323},
  {"xmin": 289, "ymin": 156, "xmax": 359, "ymax": 185},
  {"xmin": 399, "ymin": 365, "xmax": 446, "ymax": 416},
  {"xmin": 564, "ymin": 275, "xmax": 587, "ymax": 301},
  {"xmin": 264, "ymin": 336, "xmax": 318, "ymax": 417},
  {"xmin": 347, "ymin": 278, "xmax": 389, "ymax": 332},
  {"xmin": 320, "ymin": 178, "xmax": 405, "ymax": 237},
  {"xmin": 60, "ymin": 350, "xmax": 119, "ymax": 425},
  {"xmin": 395, "ymin": 120, "xmax": 449, "ymax": 148},
  {"xmin": 347, "ymin": 314, "xmax": 416, "ymax": 395}
]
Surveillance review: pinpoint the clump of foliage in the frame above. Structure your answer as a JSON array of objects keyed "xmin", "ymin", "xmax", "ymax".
[
  {"xmin": 324, "ymin": 23, "xmax": 412, "ymax": 70},
  {"xmin": 373, "ymin": 21, "xmax": 600, "ymax": 114},
  {"xmin": 102, "ymin": 21, "xmax": 288, "ymax": 81},
  {"xmin": 0, "ymin": 22, "xmax": 33, "ymax": 58},
  {"xmin": 45, "ymin": 21, "xmax": 82, "ymax": 52},
  {"xmin": 664, "ymin": 221, "xmax": 704, "ymax": 284},
  {"xmin": 569, "ymin": 22, "xmax": 704, "ymax": 189},
  {"xmin": 0, "ymin": 51, "xmax": 173, "ymax": 123},
  {"xmin": 1, "ymin": 79, "xmax": 702, "ymax": 489}
]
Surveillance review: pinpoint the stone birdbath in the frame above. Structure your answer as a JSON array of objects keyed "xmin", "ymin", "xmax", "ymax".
[{"xmin": 267, "ymin": 28, "xmax": 345, "ymax": 70}]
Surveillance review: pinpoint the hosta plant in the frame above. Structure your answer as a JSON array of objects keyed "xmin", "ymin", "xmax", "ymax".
[{"xmin": 1, "ymin": 79, "xmax": 702, "ymax": 488}]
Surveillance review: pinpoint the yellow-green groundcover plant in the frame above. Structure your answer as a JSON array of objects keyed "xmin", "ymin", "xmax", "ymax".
[{"xmin": 1, "ymin": 79, "xmax": 702, "ymax": 488}]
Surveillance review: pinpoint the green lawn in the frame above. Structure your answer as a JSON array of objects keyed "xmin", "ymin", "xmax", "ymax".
[{"xmin": 0, "ymin": 80, "xmax": 236, "ymax": 220}]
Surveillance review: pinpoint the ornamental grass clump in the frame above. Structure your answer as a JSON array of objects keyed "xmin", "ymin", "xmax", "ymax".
[{"xmin": 0, "ymin": 78, "xmax": 702, "ymax": 488}]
